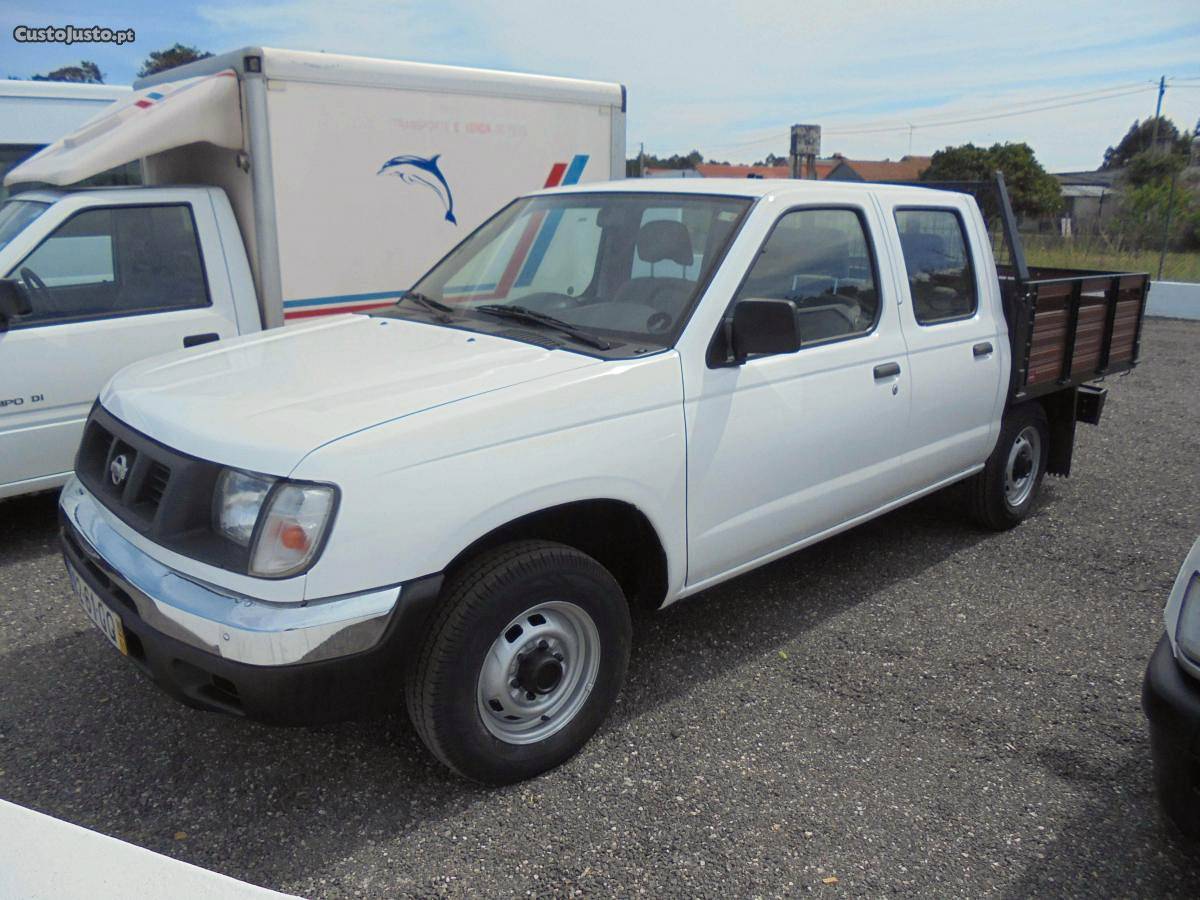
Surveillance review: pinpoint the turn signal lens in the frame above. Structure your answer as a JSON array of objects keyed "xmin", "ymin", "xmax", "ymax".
[
  {"xmin": 279, "ymin": 523, "xmax": 309, "ymax": 551},
  {"xmin": 249, "ymin": 483, "xmax": 337, "ymax": 577}
]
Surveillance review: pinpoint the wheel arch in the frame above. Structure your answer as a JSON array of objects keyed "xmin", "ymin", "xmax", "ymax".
[{"xmin": 442, "ymin": 498, "xmax": 670, "ymax": 611}]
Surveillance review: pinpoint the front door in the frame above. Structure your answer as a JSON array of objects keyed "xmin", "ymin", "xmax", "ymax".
[
  {"xmin": 0, "ymin": 201, "xmax": 237, "ymax": 498},
  {"xmin": 683, "ymin": 203, "xmax": 911, "ymax": 588}
]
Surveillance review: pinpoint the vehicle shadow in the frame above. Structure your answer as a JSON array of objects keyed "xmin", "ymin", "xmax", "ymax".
[
  {"xmin": 1000, "ymin": 744, "xmax": 1200, "ymax": 898},
  {"xmin": 0, "ymin": 490, "xmax": 62, "ymax": 565},
  {"xmin": 0, "ymin": 489, "xmax": 1000, "ymax": 892}
]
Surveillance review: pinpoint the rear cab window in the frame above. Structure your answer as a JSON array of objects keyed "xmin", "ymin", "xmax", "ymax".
[{"xmin": 894, "ymin": 208, "xmax": 978, "ymax": 325}]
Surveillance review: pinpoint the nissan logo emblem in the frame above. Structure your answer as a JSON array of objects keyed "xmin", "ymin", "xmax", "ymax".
[{"xmin": 109, "ymin": 454, "xmax": 129, "ymax": 486}]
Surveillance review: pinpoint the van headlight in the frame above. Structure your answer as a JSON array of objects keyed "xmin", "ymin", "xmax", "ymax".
[
  {"xmin": 213, "ymin": 469, "xmax": 338, "ymax": 578},
  {"xmin": 1175, "ymin": 573, "xmax": 1200, "ymax": 662}
]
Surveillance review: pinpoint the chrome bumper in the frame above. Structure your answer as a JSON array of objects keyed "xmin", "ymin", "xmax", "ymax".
[{"xmin": 59, "ymin": 477, "xmax": 401, "ymax": 666}]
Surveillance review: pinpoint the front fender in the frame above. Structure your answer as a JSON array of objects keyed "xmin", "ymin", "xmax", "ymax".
[{"xmin": 294, "ymin": 352, "xmax": 687, "ymax": 600}]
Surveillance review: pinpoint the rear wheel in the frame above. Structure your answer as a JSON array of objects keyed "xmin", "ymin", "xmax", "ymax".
[
  {"xmin": 405, "ymin": 540, "xmax": 631, "ymax": 784},
  {"xmin": 967, "ymin": 403, "xmax": 1049, "ymax": 530}
]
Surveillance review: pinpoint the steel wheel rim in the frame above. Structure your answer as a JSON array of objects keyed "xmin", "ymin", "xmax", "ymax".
[
  {"xmin": 477, "ymin": 600, "xmax": 601, "ymax": 745},
  {"xmin": 1004, "ymin": 425, "xmax": 1041, "ymax": 509}
]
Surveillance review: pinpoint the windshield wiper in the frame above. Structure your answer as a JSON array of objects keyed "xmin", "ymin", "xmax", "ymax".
[
  {"xmin": 473, "ymin": 304, "xmax": 611, "ymax": 350},
  {"xmin": 401, "ymin": 290, "xmax": 455, "ymax": 321}
]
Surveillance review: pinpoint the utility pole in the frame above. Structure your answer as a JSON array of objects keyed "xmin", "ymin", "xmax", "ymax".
[
  {"xmin": 1157, "ymin": 167, "xmax": 1178, "ymax": 281},
  {"xmin": 638, "ymin": 142, "xmax": 645, "ymax": 178},
  {"xmin": 1149, "ymin": 76, "xmax": 1166, "ymax": 152}
]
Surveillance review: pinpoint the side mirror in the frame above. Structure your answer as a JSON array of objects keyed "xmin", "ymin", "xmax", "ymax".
[
  {"xmin": 730, "ymin": 298, "xmax": 802, "ymax": 362},
  {"xmin": 0, "ymin": 278, "xmax": 32, "ymax": 323}
]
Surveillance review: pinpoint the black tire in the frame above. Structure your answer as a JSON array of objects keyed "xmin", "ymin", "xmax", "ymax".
[
  {"xmin": 405, "ymin": 539, "xmax": 631, "ymax": 784},
  {"xmin": 967, "ymin": 403, "xmax": 1049, "ymax": 531}
]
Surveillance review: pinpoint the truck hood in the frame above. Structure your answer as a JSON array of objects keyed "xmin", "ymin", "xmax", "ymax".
[{"xmin": 101, "ymin": 315, "xmax": 602, "ymax": 475}]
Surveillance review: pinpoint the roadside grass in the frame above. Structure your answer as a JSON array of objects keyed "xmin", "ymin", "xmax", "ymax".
[{"xmin": 1020, "ymin": 236, "xmax": 1200, "ymax": 283}]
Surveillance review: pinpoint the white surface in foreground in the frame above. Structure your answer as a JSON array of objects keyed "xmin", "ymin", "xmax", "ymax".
[{"xmin": 0, "ymin": 799, "xmax": 302, "ymax": 900}]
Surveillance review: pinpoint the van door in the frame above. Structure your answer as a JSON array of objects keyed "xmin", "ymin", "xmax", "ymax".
[
  {"xmin": 683, "ymin": 203, "xmax": 911, "ymax": 588},
  {"xmin": 0, "ymin": 194, "xmax": 238, "ymax": 498}
]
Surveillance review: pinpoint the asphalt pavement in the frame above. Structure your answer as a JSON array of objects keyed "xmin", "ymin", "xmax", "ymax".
[{"xmin": 1, "ymin": 318, "xmax": 1198, "ymax": 898}]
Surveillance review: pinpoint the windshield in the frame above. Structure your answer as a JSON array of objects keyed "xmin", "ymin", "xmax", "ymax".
[
  {"xmin": 398, "ymin": 192, "xmax": 752, "ymax": 351},
  {"xmin": 0, "ymin": 200, "xmax": 50, "ymax": 253}
]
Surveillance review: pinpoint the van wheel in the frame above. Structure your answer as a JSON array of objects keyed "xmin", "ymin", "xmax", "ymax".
[
  {"xmin": 405, "ymin": 540, "xmax": 631, "ymax": 784},
  {"xmin": 967, "ymin": 403, "xmax": 1049, "ymax": 531}
]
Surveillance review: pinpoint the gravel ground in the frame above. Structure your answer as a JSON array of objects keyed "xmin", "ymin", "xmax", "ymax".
[{"xmin": 1, "ymin": 317, "xmax": 1198, "ymax": 898}]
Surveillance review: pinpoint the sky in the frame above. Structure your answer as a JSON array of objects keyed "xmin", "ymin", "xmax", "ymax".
[{"xmin": 4, "ymin": 0, "xmax": 1200, "ymax": 172}]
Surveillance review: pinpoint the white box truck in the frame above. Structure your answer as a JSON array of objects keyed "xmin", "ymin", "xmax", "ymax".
[{"xmin": 0, "ymin": 47, "xmax": 625, "ymax": 499}]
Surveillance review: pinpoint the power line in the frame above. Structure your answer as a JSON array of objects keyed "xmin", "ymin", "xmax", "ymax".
[
  {"xmin": 827, "ymin": 80, "xmax": 1151, "ymax": 134},
  {"xmin": 825, "ymin": 85, "xmax": 1154, "ymax": 136},
  {"xmin": 706, "ymin": 80, "xmax": 1156, "ymax": 153}
]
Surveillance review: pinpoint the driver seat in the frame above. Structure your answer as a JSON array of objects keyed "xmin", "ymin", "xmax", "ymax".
[{"xmin": 613, "ymin": 220, "xmax": 695, "ymax": 319}]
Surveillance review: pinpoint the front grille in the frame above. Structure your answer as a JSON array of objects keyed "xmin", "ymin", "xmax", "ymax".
[
  {"xmin": 140, "ymin": 462, "xmax": 171, "ymax": 509},
  {"xmin": 76, "ymin": 416, "xmax": 174, "ymax": 527},
  {"xmin": 74, "ymin": 405, "xmax": 249, "ymax": 573}
]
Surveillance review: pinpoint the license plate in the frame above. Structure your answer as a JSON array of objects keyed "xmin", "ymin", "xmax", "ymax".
[{"xmin": 68, "ymin": 563, "xmax": 128, "ymax": 656}]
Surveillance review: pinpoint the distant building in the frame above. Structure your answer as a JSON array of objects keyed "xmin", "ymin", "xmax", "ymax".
[
  {"xmin": 823, "ymin": 155, "xmax": 932, "ymax": 182},
  {"xmin": 639, "ymin": 156, "xmax": 930, "ymax": 182},
  {"xmin": 642, "ymin": 166, "xmax": 704, "ymax": 178},
  {"xmin": 1052, "ymin": 170, "xmax": 1120, "ymax": 236},
  {"xmin": 693, "ymin": 161, "xmax": 838, "ymax": 179}
]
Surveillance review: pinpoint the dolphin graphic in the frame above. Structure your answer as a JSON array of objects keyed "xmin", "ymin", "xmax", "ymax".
[{"xmin": 377, "ymin": 154, "xmax": 457, "ymax": 224}]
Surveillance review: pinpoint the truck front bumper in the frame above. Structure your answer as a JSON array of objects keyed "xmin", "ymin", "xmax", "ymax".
[
  {"xmin": 58, "ymin": 477, "xmax": 442, "ymax": 724},
  {"xmin": 1142, "ymin": 633, "xmax": 1200, "ymax": 838}
]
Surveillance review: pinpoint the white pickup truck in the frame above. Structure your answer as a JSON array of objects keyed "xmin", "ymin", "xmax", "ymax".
[
  {"xmin": 57, "ymin": 175, "xmax": 1149, "ymax": 783},
  {"xmin": 0, "ymin": 46, "xmax": 623, "ymax": 499}
]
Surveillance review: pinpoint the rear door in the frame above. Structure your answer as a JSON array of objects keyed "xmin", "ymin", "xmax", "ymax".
[
  {"xmin": 682, "ymin": 201, "xmax": 912, "ymax": 588},
  {"xmin": 876, "ymin": 199, "xmax": 1005, "ymax": 487},
  {"xmin": 0, "ymin": 191, "xmax": 238, "ymax": 498}
]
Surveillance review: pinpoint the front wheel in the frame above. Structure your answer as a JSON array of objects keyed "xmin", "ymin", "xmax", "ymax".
[
  {"xmin": 405, "ymin": 540, "xmax": 631, "ymax": 784},
  {"xmin": 967, "ymin": 403, "xmax": 1049, "ymax": 531}
]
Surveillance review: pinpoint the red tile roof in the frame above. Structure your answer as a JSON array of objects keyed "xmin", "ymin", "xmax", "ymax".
[
  {"xmin": 831, "ymin": 156, "xmax": 932, "ymax": 182},
  {"xmin": 694, "ymin": 161, "xmax": 837, "ymax": 179}
]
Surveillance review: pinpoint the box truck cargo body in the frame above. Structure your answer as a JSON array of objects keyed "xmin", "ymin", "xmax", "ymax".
[{"xmin": 0, "ymin": 47, "xmax": 625, "ymax": 498}]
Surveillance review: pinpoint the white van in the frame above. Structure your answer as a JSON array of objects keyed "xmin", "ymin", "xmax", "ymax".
[
  {"xmin": 0, "ymin": 47, "xmax": 625, "ymax": 499},
  {"xmin": 0, "ymin": 80, "xmax": 132, "ymax": 197}
]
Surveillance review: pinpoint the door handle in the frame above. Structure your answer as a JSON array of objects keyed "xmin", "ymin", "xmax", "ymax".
[
  {"xmin": 873, "ymin": 361, "xmax": 901, "ymax": 379},
  {"xmin": 183, "ymin": 332, "xmax": 220, "ymax": 348},
  {"xmin": 973, "ymin": 341, "xmax": 993, "ymax": 357}
]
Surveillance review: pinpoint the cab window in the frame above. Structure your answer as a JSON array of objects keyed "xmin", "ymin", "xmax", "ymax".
[
  {"xmin": 7, "ymin": 204, "xmax": 209, "ymax": 326},
  {"xmin": 734, "ymin": 207, "xmax": 879, "ymax": 345},
  {"xmin": 894, "ymin": 208, "xmax": 977, "ymax": 324}
]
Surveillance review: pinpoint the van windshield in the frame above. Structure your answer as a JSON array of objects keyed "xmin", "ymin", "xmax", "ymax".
[
  {"xmin": 399, "ymin": 192, "xmax": 752, "ymax": 349},
  {"xmin": 0, "ymin": 200, "xmax": 49, "ymax": 252}
]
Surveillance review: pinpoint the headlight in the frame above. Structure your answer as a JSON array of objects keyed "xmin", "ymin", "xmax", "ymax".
[
  {"xmin": 249, "ymin": 482, "xmax": 337, "ymax": 578},
  {"xmin": 213, "ymin": 469, "xmax": 275, "ymax": 546},
  {"xmin": 1175, "ymin": 573, "xmax": 1200, "ymax": 662},
  {"xmin": 213, "ymin": 469, "xmax": 337, "ymax": 577}
]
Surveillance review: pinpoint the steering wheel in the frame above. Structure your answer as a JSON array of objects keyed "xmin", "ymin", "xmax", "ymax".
[
  {"xmin": 19, "ymin": 267, "xmax": 51, "ymax": 311},
  {"xmin": 645, "ymin": 311, "xmax": 673, "ymax": 335}
]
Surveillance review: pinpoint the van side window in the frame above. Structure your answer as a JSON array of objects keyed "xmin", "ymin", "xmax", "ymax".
[
  {"xmin": 733, "ymin": 208, "xmax": 879, "ymax": 345},
  {"xmin": 894, "ymin": 209, "xmax": 977, "ymax": 324},
  {"xmin": 8, "ymin": 205, "xmax": 209, "ymax": 326}
]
